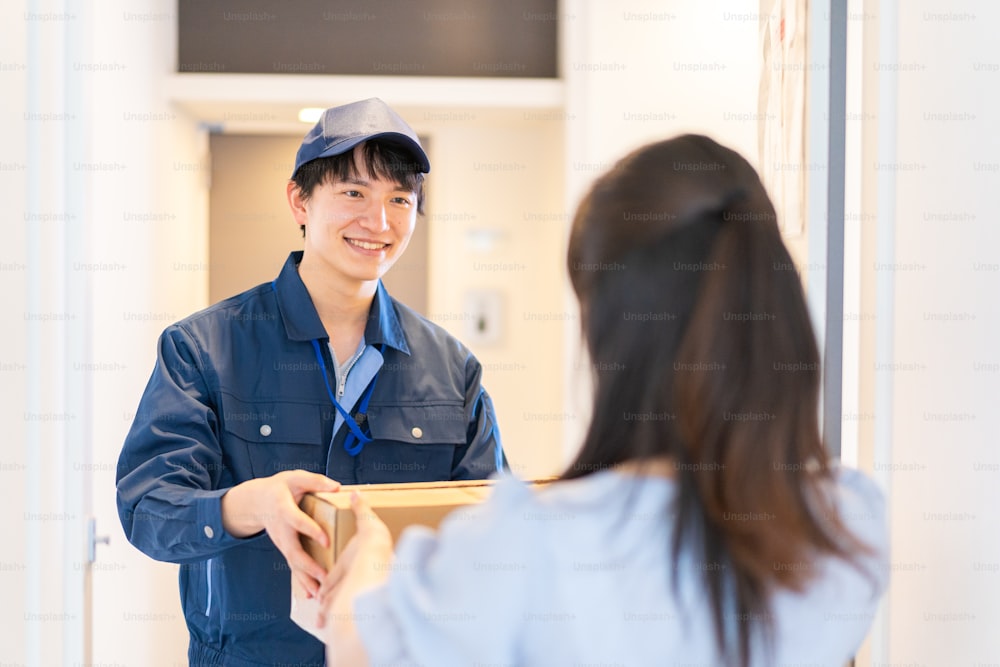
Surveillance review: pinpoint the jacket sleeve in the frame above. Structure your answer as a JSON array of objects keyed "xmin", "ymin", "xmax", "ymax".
[
  {"xmin": 352, "ymin": 477, "xmax": 535, "ymax": 665},
  {"xmin": 450, "ymin": 355, "xmax": 508, "ymax": 480},
  {"xmin": 116, "ymin": 325, "xmax": 260, "ymax": 564}
]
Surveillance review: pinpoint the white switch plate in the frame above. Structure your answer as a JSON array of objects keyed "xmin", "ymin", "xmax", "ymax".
[{"xmin": 463, "ymin": 289, "xmax": 503, "ymax": 345}]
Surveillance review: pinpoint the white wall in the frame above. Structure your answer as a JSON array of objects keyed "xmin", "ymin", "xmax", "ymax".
[
  {"xmin": 1, "ymin": 0, "xmax": 30, "ymax": 663},
  {"xmin": 4, "ymin": 0, "xmax": 208, "ymax": 664},
  {"xmin": 413, "ymin": 112, "xmax": 567, "ymax": 479},
  {"xmin": 857, "ymin": 0, "xmax": 1000, "ymax": 663},
  {"xmin": 85, "ymin": 2, "xmax": 209, "ymax": 664},
  {"xmin": 560, "ymin": 0, "xmax": 773, "ymax": 456}
]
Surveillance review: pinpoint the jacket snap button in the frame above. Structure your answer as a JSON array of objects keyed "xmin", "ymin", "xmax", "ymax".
[
  {"xmin": 411, "ymin": 426, "xmax": 423, "ymax": 439},
  {"xmin": 203, "ymin": 525, "xmax": 215, "ymax": 539},
  {"xmin": 259, "ymin": 424, "xmax": 272, "ymax": 437}
]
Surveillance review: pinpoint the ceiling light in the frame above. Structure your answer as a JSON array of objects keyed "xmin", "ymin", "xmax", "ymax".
[{"xmin": 298, "ymin": 107, "xmax": 324, "ymax": 123}]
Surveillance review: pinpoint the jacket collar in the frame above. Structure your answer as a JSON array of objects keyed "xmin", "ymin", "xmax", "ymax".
[{"xmin": 273, "ymin": 251, "xmax": 410, "ymax": 355}]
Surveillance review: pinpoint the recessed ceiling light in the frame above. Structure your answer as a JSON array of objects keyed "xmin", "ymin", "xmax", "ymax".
[{"xmin": 298, "ymin": 107, "xmax": 324, "ymax": 123}]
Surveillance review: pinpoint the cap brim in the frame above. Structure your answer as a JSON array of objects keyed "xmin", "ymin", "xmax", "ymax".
[{"xmin": 307, "ymin": 131, "xmax": 430, "ymax": 174}]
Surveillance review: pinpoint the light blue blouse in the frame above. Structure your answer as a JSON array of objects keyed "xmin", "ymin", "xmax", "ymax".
[{"xmin": 354, "ymin": 467, "xmax": 888, "ymax": 666}]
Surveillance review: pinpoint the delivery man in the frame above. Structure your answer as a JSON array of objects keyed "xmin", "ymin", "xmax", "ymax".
[{"xmin": 116, "ymin": 98, "xmax": 505, "ymax": 666}]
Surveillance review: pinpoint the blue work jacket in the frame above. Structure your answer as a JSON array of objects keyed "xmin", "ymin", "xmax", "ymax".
[{"xmin": 116, "ymin": 251, "xmax": 505, "ymax": 666}]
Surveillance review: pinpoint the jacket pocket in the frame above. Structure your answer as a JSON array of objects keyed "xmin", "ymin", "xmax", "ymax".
[
  {"xmin": 357, "ymin": 403, "xmax": 466, "ymax": 483},
  {"xmin": 220, "ymin": 395, "xmax": 325, "ymax": 478},
  {"xmin": 179, "ymin": 559, "xmax": 219, "ymax": 639}
]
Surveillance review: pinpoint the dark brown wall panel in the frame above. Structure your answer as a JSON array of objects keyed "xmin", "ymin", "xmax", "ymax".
[{"xmin": 179, "ymin": 0, "xmax": 558, "ymax": 77}]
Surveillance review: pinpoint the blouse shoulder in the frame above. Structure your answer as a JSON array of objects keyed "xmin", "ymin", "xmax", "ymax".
[{"xmin": 830, "ymin": 464, "xmax": 887, "ymax": 545}]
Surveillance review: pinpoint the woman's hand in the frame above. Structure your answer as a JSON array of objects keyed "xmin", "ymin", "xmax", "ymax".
[
  {"xmin": 317, "ymin": 491, "xmax": 394, "ymax": 628},
  {"xmin": 317, "ymin": 491, "xmax": 395, "ymax": 667}
]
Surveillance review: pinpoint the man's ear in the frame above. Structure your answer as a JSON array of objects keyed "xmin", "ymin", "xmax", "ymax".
[{"xmin": 286, "ymin": 181, "xmax": 309, "ymax": 231}]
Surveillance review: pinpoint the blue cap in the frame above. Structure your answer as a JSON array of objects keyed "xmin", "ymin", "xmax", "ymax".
[{"xmin": 291, "ymin": 98, "xmax": 430, "ymax": 178}]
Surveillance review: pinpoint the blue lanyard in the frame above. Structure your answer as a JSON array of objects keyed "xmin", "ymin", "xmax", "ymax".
[{"xmin": 311, "ymin": 339, "xmax": 379, "ymax": 456}]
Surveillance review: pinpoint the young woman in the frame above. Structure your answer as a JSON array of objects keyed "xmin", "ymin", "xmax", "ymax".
[{"xmin": 318, "ymin": 134, "xmax": 889, "ymax": 667}]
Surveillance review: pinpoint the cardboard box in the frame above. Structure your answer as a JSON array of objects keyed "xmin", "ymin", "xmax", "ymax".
[{"xmin": 290, "ymin": 478, "xmax": 546, "ymax": 641}]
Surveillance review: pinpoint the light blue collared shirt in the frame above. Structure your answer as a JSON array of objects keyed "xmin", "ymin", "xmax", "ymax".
[{"xmin": 329, "ymin": 340, "xmax": 383, "ymax": 440}]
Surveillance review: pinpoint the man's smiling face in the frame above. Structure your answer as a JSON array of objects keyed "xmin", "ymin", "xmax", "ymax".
[{"xmin": 295, "ymin": 143, "xmax": 419, "ymax": 285}]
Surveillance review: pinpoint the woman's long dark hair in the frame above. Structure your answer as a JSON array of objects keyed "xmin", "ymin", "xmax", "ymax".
[{"xmin": 563, "ymin": 135, "xmax": 868, "ymax": 666}]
